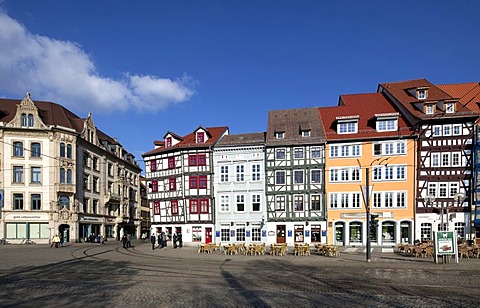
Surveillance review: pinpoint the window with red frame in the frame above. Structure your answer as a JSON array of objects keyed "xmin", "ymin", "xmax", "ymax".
[
  {"xmin": 171, "ymin": 200, "xmax": 178, "ymax": 215},
  {"xmin": 168, "ymin": 157, "xmax": 175, "ymax": 169},
  {"xmin": 151, "ymin": 180, "xmax": 158, "ymax": 192},
  {"xmin": 199, "ymin": 175, "xmax": 207, "ymax": 188},
  {"xmin": 166, "ymin": 137, "xmax": 172, "ymax": 148},
  {"xmin": 196, "ymin": 132, "xmax": 205, "ymax": 143},
  {"xmin": 153, "ymin": 201, "xmax": 160, "ymax": 215},
  {"xmin": 189, "ymin": 154, "xmax": 197, "ymax": 166},
  {"xmin": 169, "ymin": 178, "xmax": 176, "ymax": 190},
  {"xmin": 198, "ymin": 154, "xmax": 207, "ymax": 166},
  {"xmin": 190, "ymin": 199, "xmax": 198, "ymax": 214},
  {"xmin": 150, "ymin": 160, "xmax": 157, "ymax": 172},
  {"xmin": 200, "ymin": 198, "xmax": 209, "ymax": 213},
  {"xmin": 189, "ymin": 176, "xmax": 198, "ymax": 189}
]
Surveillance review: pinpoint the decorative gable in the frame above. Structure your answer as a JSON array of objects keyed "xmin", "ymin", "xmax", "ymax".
[
  {"xmin": 163, "ymin": 131, "xmax": 183, "ymax": 148},
  {"xmin": 82, "ymin": 112, "xmax": 99, "ymax": 146},
  {"xmin": 7, "ymin": 92, "xmax": 47, "ymax": 129},
  {"xmin": 193, "ymin": 127, "xmax": 211, "ymax": 143}
]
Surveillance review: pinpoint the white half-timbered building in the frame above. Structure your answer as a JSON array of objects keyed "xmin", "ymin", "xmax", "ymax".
[
  {"xmin": 142, "ymin": 126, "xmax": 229, "ymax": 244},
  {"xmin": 265, "ymin": 108, "xmax": 326, "ymax": 245},
  {"xmin": 379, "ymin": 79, "xmax": 478, "ymax": 240},
  {"xmin": 213, "ymin": 133, "xmax": 266, "ymax": 245}
]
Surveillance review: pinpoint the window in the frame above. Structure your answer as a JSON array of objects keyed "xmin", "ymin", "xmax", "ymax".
[
  {"xmin": 352, "ymin": 193, "xmax": 360, "ymax": 208},
  {"xmin": 432, "ymin": 126, "xmax": 441, "ymax": 136},
  {"xmin": 252, "ymin": 194, "xmax": 260, "ymax": 211},
  {"xmin": 31, "ymin": 194, "xmax": 41, "ymax": 210},
  {"xmin": 14, "ymin": 193, "xmax": 23, "ymax": 210},
  {"xmin": 92, "ymin": 157, "xmax": 98, "ymax": 170},
  {"xmin": 93, "ymin": 177, "xmax": 99, "ymax": 193},
  {"xmin": 220, "ymin": 166, "xmax": 229, "ymax": 182},
  {"xmin": 13, "ymin": 166, "xmax": 23, "ymax": 183},
  {"xmin": 449, "ymin": 183, "xmax": 459, "ymax": 197},
  {"xmin": 59, "ymin": 196, "xmax": 70, "ymax": 209},
  {"xmin": 67, "ymin": 169, "xmax": 72, "ymax": 184},
  {"xmin": 199, "ymin": 176, "xmax": 207, "ymax": 188},
  {"xmin": 196, "ymin": 132, "xmax": 205, "ymax": 143},
  {"xmin": 221, "ymin": 225, "xmax": 230, "ymax": 242},
  {"xmin": 330, "ymin": 144, "xmax": 360, "ymax": 158},
  {"xmin": 252, "ymin": 227, "xmax": 261, "ymax": 242},
  {"xmin": 275, "ymin": 195, "xmax": 286, "ymax": 211},
  {"xmin": 431, "ymin": 153, "xmax": 440, "ymax": 167},
  {"xmin": 166, "ymin": 137, "xmax": 172, "ymax": 148},
  {"xmin": 171, "ymin": 200, "xmax": 179, "ymax": 215},
  {"xmin": 83, "ymin": 152, "xmax": 89, "ymax": 168},
  {"xmin": 275, "ymin": 171, "xmax": 286, "ymax": 185},
  {"xmin": 153, "ymin": 201, "xmax": 160, "ymax": 215},
  {"xmin": 31, "ymin": 143, "xmax": 41, "ymax": 158},
  {"xmin": 311, "ymin": 194, "xmax": 321, "ymax": 211},
  {"xmin": 188, "ymin": 155, "xmax": 197, "ymax": 166},
  {"xmin": 294, "ymin": 170, "xmax": 304, "ymax": 184},
  {"xmin": 198, "ymin": 154, "xmax": 207, "ymax": 166},
  {"xmin": 190, "ymin": 199, "xmax": 198, "ymax": 214},
  {"xmin": 236, "ymin": 225, "xmax": 246, "ymax": 241},
  {"xmin": 31, "ymin": 167, "xmax": 41, "ymax": 183},
  {"xmin": 169, "ymin": 178, "xmax": 176, "ymax": 191},
  {"xmin": 442, "ymin": 153, "xmax": 450, "ymax": 167},
  {"xmin": 236, "ymin": 165, "xmax": 245, "ymax": 181},
  {"xmin": 275, "ymin": 132, "xmax": 284, "ymax": 139},
  {"xmin": 418, "ymin": 89, "xmax": 427, "ymax": 99},
  {"xmin": 108, "ymin": 163, "xmax": 113, "ymax": 176},
  {"xmin": 236, "ymin": 195, "xmax": 245, "ymax": 212},
  {"xmin": 421, "ymin": 223, "xmax": 432, "ymax": 240},
  {"xmin": 310, "ymin": 169, "xmax": 322, "ymax": 184},
  {"xmin": 453, "ymin": 124, "xmax": 462, "ymax": 135},
  {"xmin": 428, "ymin": 183, "xmax": 437, "ymax": 198},
  {"xmin": 92, "ymin": 199, "xmax": 98, "ymax": 214},
  {"xmin": 377, "ymin": 119, "xmax": 397, "ymax": 132},
  {"xmin": 13, "ymin": 142, "xmax": 23, "ymax": 157},
  {"xmin": 168, "ymin": 157, "xmax": 175, "ymax": 169},
  {"xmin": 294, "ymin": 195, "xmax": 304, "ymax": 211},
  {"xmin": 294, "ymin": 148, "xmax": 304, "ymax": 159},
  {"xmin": 275, "ymin": 148, "xmax": 286, "ymax": 160},
  {"xmin": 21, "ymin": 113, "xmax": 27, "ymax": 127},
  {"xmin": 150, "ymin": 160, "xmax": 157, "ymax": 172},
  {"xmin": 439, "ymin": 183, "xmax": 447, "ymax": 197},
  {"xmin": 220, "ymin": 195, "xmax": 230, "ymax": 212},
  {"xmin": 151, "ymin": 180, "xmax": 158, "ymax": 192},
  {"xmin": 83, "ymin": 174, "xmax": 89, "ymax": 190},
  {"xmin": 338, "ymin": 121, "xmax": 357, "ymax": 134},
  {"xmin": 311, "ymin": 147, "xmax": 322, "ymax": 158},
  {"xmin": 28, "ymin": 114, "xmax": 34, "ymax": 127},
  {"xmin": 455, "ymin": 222, "xmax": 465, "ymax": 239},
  {"xmin": 252, "ymin": 164, "xmax": 261, "ymax": 181},
  {"xmin": 200, "ymin": 199, "xmax": 209, "ymax": 213},
  {"xmin": 443, "ymin": 125, "xmax": 451, "ymax": 136},
  {"xmin": 67, "ymin": 144, "xmax": 72, "ymax": 158},
  {"xmin": 83, "ymin": 198, "xmax": 88, "ymax": 213},
  {"xmin": 189, "ymin": 176, "xmax": 198, "ymax": 189},
  {"xmin": 192, "ymin": 226, "xmax": 202, "ymax": 242},
  {"xmin": 445, "ymin": 102, "xmax": 455, "ymax": 113},
  {"xmin": 301, "ymin": 130, "xmax": 311, "ymax": 137},
  {"xmin": 452, "ymin": 153, "xmax": 460, "ymax": 166}
]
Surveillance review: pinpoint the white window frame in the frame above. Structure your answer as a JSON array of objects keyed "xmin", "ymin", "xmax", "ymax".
[
  {"xmin": 338, "ymin": 121, "xmax": 358, "ymax": 134},
  {"xmin": 220, "ymin": 195, "xmax": 230, "ymax": 212},
  {"xmin": 445, "ymin": 102, "xmax": 455, "ymax": 113}
]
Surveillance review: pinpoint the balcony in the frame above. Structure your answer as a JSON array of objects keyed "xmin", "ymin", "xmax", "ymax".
[
  {"xmin": 105, "ymin": 192, "xmax": 122, "ymax": 203},
  {"xmin": 55, "ymin": 183, "xmax": 75, "ymax": 193}
]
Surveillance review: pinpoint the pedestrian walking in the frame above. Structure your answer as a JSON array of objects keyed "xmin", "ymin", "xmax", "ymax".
[
  {"xmin": 173, "ymin": 232, "xmax": 178, "ymax": 249},
  {"xmin": 121, "ymin": 234, "xmax": 127, "ymax": 248},
  {"xmin": 177, "ymin": 232, "xmax": 183, "ymax": 248},
  {"xmin": 51, "ymin": 234, "xmax": 61, "ymax": 248},
  {"xmin": 126, "ymin": 233, "xmax": 132, "ymax": 248},
  {"xmin": 150, "ymin": 234, "xmax": 156, "ymax": 250},
  {"xmin": 161, "ymin": 232, "xmax": 167, "ymax": 248}
]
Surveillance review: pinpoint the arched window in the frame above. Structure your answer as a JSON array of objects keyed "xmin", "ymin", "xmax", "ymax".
[
  {"xmin": 60, "ymin": 168, "xmax": 66, "ymax": 183},
  {"xmin": 21, "ymin": 113, "xmax": 27, "ymax": 127},
  {"xmin": 67, "ymin": 144, "xmax": 72, "ymax": 158},
  {"xmin": 13, "ymin": 142, "xmax": 23, "ymax": 157},
  {"xmin": 59, "ymin": 196, "xmax": 70, "ymax": 209},
  {"xmin": 28, "ymin": 114, "xmax": 34, "ymax": 127},
  {"xmin": 31, "ymin": 142, "xmax": 41, "ymax": 157},
  {"xmin": 67, "ymin": 169, "xmax": 73, "ymax": 184},
  {"xmin": 60, "ymin": 143, "xmax": 66, "ymax": 157}
]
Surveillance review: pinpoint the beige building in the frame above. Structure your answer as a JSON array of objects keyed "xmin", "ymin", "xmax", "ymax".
[{"xmin": 0, "ymin": 93, "xmax": 141, "ymax": 244}]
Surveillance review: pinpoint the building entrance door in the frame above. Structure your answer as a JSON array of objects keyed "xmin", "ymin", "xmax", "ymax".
[
  {"xmin": 205, "ymin": 227, "xmax": 212, "ymax": 244},
  {"xmin": 276, "ymin": 225, "xmax": 286, "ymax": 243}
]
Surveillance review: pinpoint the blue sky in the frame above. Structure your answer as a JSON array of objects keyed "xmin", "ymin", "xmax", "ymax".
[{"xmin": 0, "ymin": 0, "xmax": 479, "ymax": 170}]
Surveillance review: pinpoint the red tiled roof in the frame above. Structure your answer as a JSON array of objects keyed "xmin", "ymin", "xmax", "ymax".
[
  {"xmin": 318, "ymin": 92, "xmax": 413, "ymax": 141},
  {"xmin": 437, "ymin": 82, "xmax": 480, "ymax": 113},
  {"xmin": 143, "ymin": 126, "xmax": 229, "ymax": 156},
  {"xmin": 379, "ymin": 78, "xmax": 477, "ymax": 120}
]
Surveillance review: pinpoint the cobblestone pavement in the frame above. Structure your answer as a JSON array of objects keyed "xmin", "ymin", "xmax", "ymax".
[{"xmin": 1, "ymin": 241, "xmax": 479, "ymax": 307}]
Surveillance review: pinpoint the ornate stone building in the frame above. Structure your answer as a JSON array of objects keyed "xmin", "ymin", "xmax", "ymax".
[{"xmin": 0, "ymin": 93, "xmax": 141, "ymax": 244}]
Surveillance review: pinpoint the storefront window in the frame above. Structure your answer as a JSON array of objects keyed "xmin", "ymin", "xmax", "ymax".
[
  {"xmin": 382, "ymin": 222, "xmax": 395, "ymax": 243},
  {"xmin": 294, "ymin": 225, "xmax": 304, "ymax": 242},
  {"xmin": 311, "ymin": 225, "xmax": 321, "ymax": 243},
  {"xmin": 349, "ymin": 222, "xmax": 362, "ymax": 243},
  {"xmin": 192, "ymin": 226, "xmax": 202, "ymax": 242}
]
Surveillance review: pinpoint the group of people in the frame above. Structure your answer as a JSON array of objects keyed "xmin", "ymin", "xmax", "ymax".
[
  {"xmin": 50, "ymin": 234, "xmax": 62, "ymax": 248},
  {"xmin": 150, "ymin": 232, "xmax": 182, "ymax": 250},
  {"xmin": 121, "ymin": 233, "xmax": 132, "ymax": 248}
]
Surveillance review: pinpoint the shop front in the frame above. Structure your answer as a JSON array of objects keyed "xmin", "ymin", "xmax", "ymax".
[
  {"xmin": 3, "ymin": 212, "xmax": 50, "ymax": 244},
  {"xmin": 79, "ymin": 215, "xmax": 103, "ymax": 242}
]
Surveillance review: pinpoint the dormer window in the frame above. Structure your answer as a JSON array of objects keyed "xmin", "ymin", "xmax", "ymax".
[
  {"xmin": 336, "ymin": 115, "xmax": 359, "ymax": 134},
  {"xmin": 425, "ymin": 104, "xmax": 434, "ymax": 115},
  {"xmin": 166, "ymin": 137, "xmax": 172, "ymax": 148},
  {"xmin": 275, "ymin": 132, "xmax": 285, "ymax": 139},
  {"xmin": 301, "ymin": 130, "xmax": 311, "ymax": 137},
  {"xmin": 196, "ymin": 132, "xmax": 205, "ymax": 143},
  {"xmin": 417, "ymin": 88, "xmax": 428, "ymax": 100},
  {"xmin": 377, "ymin": 119, "xmax": 397, "ymax": 132},
  {"xmin": 445, "ymin": 102, "xmax": 455, "ymax": 113}
]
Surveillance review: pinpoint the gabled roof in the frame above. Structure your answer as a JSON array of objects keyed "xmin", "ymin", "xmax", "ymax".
[
  {"xmin": 143, "ymin": 126, "xmax": 229, "ymax": 156},
  {"xmin": 216, "ymin": 132, "xmax": 266, "ymax": 147},
  {"xmin": 318, "ymin": 92, "xmax": 413, "ymax": 141},
  {"xmin": 437, "ymin": 82, "xmax": 480, "ymax": 113},
  {"xmin": 379, "ymin": 78, "xmax": 477, "ymax": 121},
  {"xmin": 266, "ymin": 107, "xmax": 325, "ymax": 146},
  {"xmin": 163, "ymin": 131, "xmax": 184, "ymax": 141}
]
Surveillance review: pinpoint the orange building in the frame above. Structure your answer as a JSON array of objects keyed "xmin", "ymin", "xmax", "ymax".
[{"xmin": 319, "ymin": 93, "xmax": 416, "ymax": 246}]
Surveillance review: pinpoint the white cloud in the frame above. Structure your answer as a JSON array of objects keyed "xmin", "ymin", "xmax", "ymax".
[{"xmin": 0, "ymin": 10, "xmax": 195, "ymax": 113}]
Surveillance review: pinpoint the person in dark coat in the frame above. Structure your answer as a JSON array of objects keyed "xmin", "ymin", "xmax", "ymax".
[
  {"xmin": 150, "ymin": 234, "xmax": 156, "ymax": 250},
  {"xmin": 161, "ymin": 232, "xmax": 167, "ymax": 248},
  {"xmin": 177, "ymin": 232, "xmax": 183, "ymax": 248},
  {"xmin": 173, "ymin": 232, "xmax": 178, "ymax": 249},
  {"xmin": 121, "ymin": 234, "xmax": 127, "ymax": 248},
  {"xmin": 157, "ymin": 234, "xmax": 161, "ymax": 248}
]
